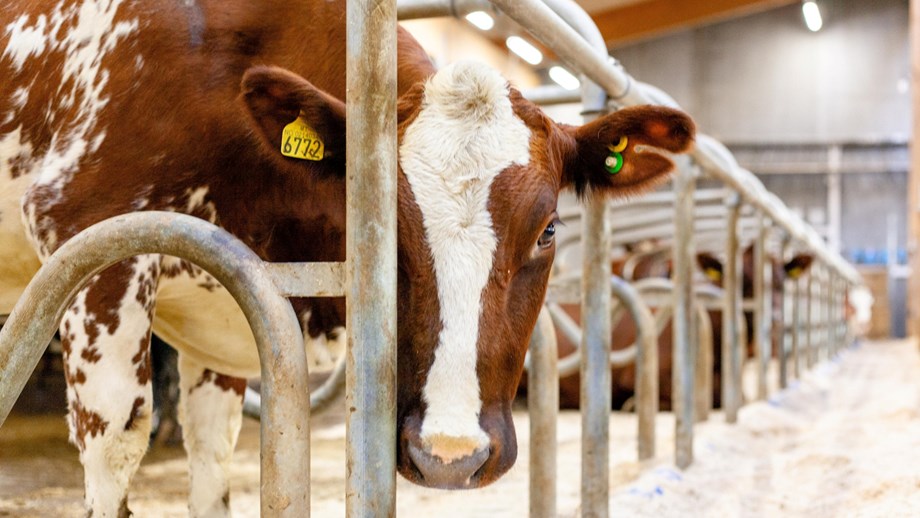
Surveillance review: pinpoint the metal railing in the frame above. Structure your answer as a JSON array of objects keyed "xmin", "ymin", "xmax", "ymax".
[
  {"xmin": 0, "ymin": 1, "xmax": 861, "ymax": 517},
  {"xmin": 399, "ymin": 1, "xmax": 859, "ymax": 517}
]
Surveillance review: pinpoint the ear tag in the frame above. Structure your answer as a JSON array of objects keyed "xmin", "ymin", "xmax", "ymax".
[
  {"xmin": 281, "ymin": 114, "xmax": 324, "ymax": 161},
  {"xmin": 605, "ymin": 136, "xmax": 628, "ymax": 175},
  {"xmin": 609, "ymin": 136, "xmax": 629, "ymax": 153},
  {"xmin": 787, "ymin": 267, "xmax": 802, "ymax": 280},
  {"xmin": 705, "ymin": 268, "xmax": 722, "ymax": 282}
]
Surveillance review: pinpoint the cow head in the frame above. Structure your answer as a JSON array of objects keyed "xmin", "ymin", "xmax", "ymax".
[
  {"xmin": 697, "ymin": 248, "xmax": 815, "ymax": 297},
  {"xmin": 241, "ymin": 62, "xmax": 694, "ymax": 489}
]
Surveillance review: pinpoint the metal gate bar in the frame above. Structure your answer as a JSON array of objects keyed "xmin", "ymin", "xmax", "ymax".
[
  {"xmin": 528, "ymin": 307, "xmax": 559, "ymax": 518},
  {"xmin": 753, "ymin": 213, "xmax": 771, "ymax": 400},
  {"xmin": 345, "ymin": 0, "xmax": 399, "ymax": 515},
  {"xmin": 723, "ymin": 194, "xmax": 743, "ymax": 423}
]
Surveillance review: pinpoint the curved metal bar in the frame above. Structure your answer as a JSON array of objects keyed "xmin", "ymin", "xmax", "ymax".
[
  {"xmin": 610, "ymin": 276, "xmax": 658, "ymax": 460},
  {"xmin": 694, "ymin": 301, "xmax": 714, "ymax": 423},
  {"xmin": 0, "ymin": 211, "xmax": 309, "ymax": 516},
  {"xmin": 243, "ymin": 356, "xmax": 347, "ymax": 421},
  {"xmin": 528, "ymin": 306, "xmax": 558, "ymax": 518}
]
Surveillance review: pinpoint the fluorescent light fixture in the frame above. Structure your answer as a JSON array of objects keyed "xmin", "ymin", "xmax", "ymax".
[
  {"xmin": 802, "ymin": 1, "xmax": 822, "ymax": 32},
  {"xmin": 549, "ymin": 66, "xmax": 580, "ymax": 90},
  {"xmin": 464, "ymin": 11, "xmax": 494, "ymax": 31},
  {"xmin": 506, "ymin": 36, "xmax": 543, "ymax": 65}
]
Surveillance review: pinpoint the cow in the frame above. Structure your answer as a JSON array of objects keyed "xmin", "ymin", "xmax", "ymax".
[
  {"xmin": 0, "ymin": 0, "xmax": 694, "ymax": 514},
  {"xmin": 543, "ymin": 246, "xmax": 812, "ymax": 410}
]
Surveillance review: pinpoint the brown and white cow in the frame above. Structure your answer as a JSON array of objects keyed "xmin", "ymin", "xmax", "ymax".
[
  {"xmin": 542, "ymin": 246, "xmax": 813, "ymax": 410},
  {"xmin": 1, "ymin": 0, "xmax": 694, "ymax": 514}
]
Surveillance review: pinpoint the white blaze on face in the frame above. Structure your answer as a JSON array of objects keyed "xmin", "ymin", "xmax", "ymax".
[{"xmin": 399, "ymin": 62, "xmax": 531, "ymax": 461}]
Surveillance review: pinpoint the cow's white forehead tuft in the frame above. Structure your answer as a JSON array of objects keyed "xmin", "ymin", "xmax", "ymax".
[{"xmin": 422, "ymin": 61, "xmax": 513, "ymax": 124}]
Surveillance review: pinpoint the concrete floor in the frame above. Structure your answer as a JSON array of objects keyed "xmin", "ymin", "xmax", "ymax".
[{"xmin": 1, "ymin": 339, "xmax": 917, "ymax": 517}]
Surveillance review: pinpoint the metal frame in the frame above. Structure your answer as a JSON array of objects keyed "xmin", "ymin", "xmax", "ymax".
[
  {"xmin": 0, "ymin": 213, "xmax": 314, "ymax": 516},
  {"xmin": 398, "ymin": 0, "xmax": 858, "ymax": 515},
  {"xmin": 0, "ymin": 0, "xmax": 863, "ymax": 516}
]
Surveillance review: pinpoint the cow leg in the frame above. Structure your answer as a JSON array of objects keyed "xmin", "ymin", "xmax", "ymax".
[
  {"xmin": 60, "ymin": 257, "xmax": 160, "ymax": 518},
  {"xmin": 178, "ymin": 354, "xmax": 246, "ymax": 518}
]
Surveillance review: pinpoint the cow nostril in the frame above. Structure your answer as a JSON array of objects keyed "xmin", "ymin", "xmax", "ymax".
[{"xmin": 408, "ymin": 443, "xmax": 490, "ymax": 489}]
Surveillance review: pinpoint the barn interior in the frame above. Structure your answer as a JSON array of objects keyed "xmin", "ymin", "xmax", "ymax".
[{"xmin": 1, "ymin": 1, "xmax": 918, "ymax": 517}]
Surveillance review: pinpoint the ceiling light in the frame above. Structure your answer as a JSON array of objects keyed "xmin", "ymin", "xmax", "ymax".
[
  {"xmin": 506, "ymin": 36, "xmax": 543, "ymax": 65},
  {"xmin": 465, "ymin": 11, "xmax": 494, "ymax": 31},
  {"xmin": 802, "ymin": 1, "xmax": 822, "ymax": 32},
  {"xmin": 549, "ymin": 66, "xmax": 580, "ymax": 90}
]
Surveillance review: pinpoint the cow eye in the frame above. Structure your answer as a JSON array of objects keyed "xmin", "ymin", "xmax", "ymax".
[{"xmin": 537, "ymin": 221, "xmax": 556, "ymax": 249}]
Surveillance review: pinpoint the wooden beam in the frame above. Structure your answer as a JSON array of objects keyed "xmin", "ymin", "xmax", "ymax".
[{"xmin": 593, "ymin": 0, "xmax": 799, "ymax": 47}]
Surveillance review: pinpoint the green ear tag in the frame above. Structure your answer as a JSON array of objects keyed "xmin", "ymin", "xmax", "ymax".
[
  {"xmin": 605, "ymin": 152, "xmax": 624, "ymax": 175},
  {"xmin": 605, "ymin": 136, "xmax": 628, "ymax": 175}
]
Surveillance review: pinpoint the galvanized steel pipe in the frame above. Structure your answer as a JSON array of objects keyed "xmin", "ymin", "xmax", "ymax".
[
  {"xmin": 345, "ymin": 0, "xmax": 398, "ymax": 515},
  {"xmin": 671, "ymin": 162, "xmax": 698, "ymax": 468},
  {"xmin": 0, "ymin": 212, "xmax": 310, "ymax": 516},
  {"xmin": 753, "ymin": 213, "xmax": 771, "ymax": 400},
  {"xmin": 723, "ymin": 194, "xmax": 743, "ymax": 424},
  {"xmin": 528, "ymin": 307, "xmax": 558, "ymax": 518}
]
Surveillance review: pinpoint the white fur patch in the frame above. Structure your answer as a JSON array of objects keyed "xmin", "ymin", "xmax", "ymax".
[
  {"xmin": 399, "ymin": 62, "xmax": 531, "ymax": 456},
  {"xmin": 3, "ymin": 14, "xmax": 51, "ymax": 70},
  {"xmin": 177, "ymin": 354, "xmax": 243, "ymax": 517}
]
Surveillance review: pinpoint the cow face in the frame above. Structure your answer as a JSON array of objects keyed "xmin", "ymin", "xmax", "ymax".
[{"xmin": 242, "ymin": 62, "xmax": 694, "ymax": 489}]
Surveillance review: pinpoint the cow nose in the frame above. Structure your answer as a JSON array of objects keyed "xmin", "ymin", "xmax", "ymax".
[{"xmin": 408, "ymin": 442, "xmax": 490, "ymax": 489}]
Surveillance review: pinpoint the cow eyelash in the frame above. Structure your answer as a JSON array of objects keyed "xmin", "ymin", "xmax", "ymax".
[{"xmin": 537, "ymin": 217, "xmax": 563, "ymax": 250}]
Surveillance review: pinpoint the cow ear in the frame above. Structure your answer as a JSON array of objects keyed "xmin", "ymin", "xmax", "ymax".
[
  {"xmin": 241, "ymin": 66, "xmax": 346, "ymax": 169},
  {"xmin": 696, "ymin": 253, "xmax": 723, "ymax": 283},
  {"xmin": 784, "ymin": 254, "xmax": 814, "ymax": 280},
  {"xmin": 562, "ymin": 105, "xmax": 694, "ymax": 197}
]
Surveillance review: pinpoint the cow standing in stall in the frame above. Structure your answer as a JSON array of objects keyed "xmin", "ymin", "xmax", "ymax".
[
  {"xmin": 546, "ymin": 245, "xmax": 812, "ymax": 410},
  {"xmin": 0, "ymin": 0, "xmax": 694, "ymax": 515}
]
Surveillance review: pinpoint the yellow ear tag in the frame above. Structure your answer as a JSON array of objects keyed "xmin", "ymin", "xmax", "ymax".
[
  {"xmin": 705, "ymin": 268, "xmax": 722, "ymax": 282},
  {"xmin": 281, "ymin": 115, "xmax": 324, "ymax": 161},
  {"xmin": 787, "ymin": 267, "xmax": 802, "ymax": 280},
  {"xmin": 608, "ymin": 136, "xmax": 628, "ymax": 153}
]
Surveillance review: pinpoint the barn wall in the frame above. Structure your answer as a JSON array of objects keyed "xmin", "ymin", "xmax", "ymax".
[
  {"xmin": 610, "ymin": 0, "xmax": 910, "ymax": 144},
  {"xmin": 545, "ymin": 1, "xmax": 910, "ymax": 335}
]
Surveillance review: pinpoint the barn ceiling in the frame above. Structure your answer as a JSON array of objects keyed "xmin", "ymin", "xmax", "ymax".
[{"xmin": 578, "ymin": 0, "xmax": 801, "ymax": 47}]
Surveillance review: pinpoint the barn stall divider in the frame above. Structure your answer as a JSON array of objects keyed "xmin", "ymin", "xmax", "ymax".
[
  {"xmin": 0, "ymin": 2, "xmax": 861, "ymax": 518},
  {"xmin": 399, "ymin": 1, "xmax": 860, "ymax": 517}
]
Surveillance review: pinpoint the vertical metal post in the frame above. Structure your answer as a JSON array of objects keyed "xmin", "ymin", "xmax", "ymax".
[
  {"xmin": 723, "ymin": 193, "xmax": 742, "ymax": 423},
  {"xmin": 791, "ymin": 273, "xmax": 802, "ymax": 379},
  {"xmin": 838, "ymin": 278, "xmax": 848, "ymax": 353},
  {"xmin": 581, "ymin": 193, "xmax": 611, "ymax": 518},
  {"xmin": 579, "ymin": 67, "xmax": 611, "ymax": 518},
  {"xmin": 824, "ymin": 268, "xmax": 837, "ymax": 360},
  {"xmin": 529, "ymin": 307, "xmax": 558, "ymax": 518},
  {"xmin": 694, "ymin": 304, "xmax": 713, "ymax": 423},
  {"xmin": 345, "ymin": 0, "xmax": 398, "ymax": 515},
  {"xmin": 672, "ymin": 160, "xmax": 697, "ymax": 468},
  {"xmin": 805, "ymin": 269, "xmax": 815, "ymax": 370},
  {"xmin": 609, "ymin": 277, "xmax": 658, "ymax": 460},
  {"xmin": 779, "ymin": 235, "xmax": 792, "ymax": 389},
  {"xmin": 753, "ymin": 212, "xmax": 770, "ymax": 400}
]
